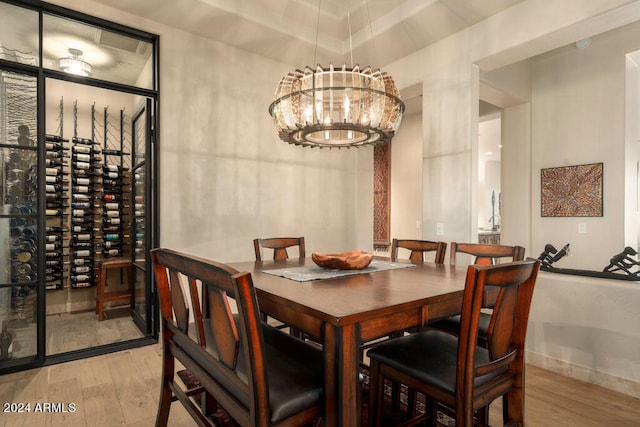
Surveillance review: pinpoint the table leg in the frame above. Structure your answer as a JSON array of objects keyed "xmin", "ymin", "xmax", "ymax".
[
  {"xmin": 338, "ymin": 323, "xmax": 360, "ymax": 427},
  {"xmin": 324, "ymin": 323, "xmax": 338, "ymax": 426},
  {"xmin": 323, "ymin": 322, "xmax": 361, "ymax": 427}
]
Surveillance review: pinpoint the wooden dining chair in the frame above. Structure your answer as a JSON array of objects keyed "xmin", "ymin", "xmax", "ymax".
[
  {"xmin": 253, "ymin": 237, "xmax": 306, "ymax": 338},
  {"xmin": 432, "ymin": 242, "xmax": 526, "ymax": 346},
  {"xmin": 449, "ymin": 242, "xmax": 525, "ymax": 266},
  {"xmin": 151, "ymin": 248, "xmax": 324, "ymax": 427},
  {"xmin": 390, "ymin": 238, "xmax": 447, "ymax": 264},
  {"xmin": 367, "ymin": 259, "xmax": 540, "ymax": 427},
  {"xmin": 254, "ymin": 237, "xmax": 305, "ymax": 261}
]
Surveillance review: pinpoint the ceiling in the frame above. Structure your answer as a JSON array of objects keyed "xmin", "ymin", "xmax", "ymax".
[{"xmin": 90, "ymin": 0, "xmax": 526, "ymax": 68}]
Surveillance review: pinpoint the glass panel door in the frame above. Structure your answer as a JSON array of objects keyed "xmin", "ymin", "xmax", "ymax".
[
  {"xmin": 131, "ymin": 98, "xmax": 152, "ymax": 334},
  {"xmin": 0, "ymin": 69, "xmax": 41, "ymax": 370}
]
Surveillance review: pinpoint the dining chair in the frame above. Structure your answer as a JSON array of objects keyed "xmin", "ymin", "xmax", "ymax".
[
  {"xmin": 432, "ymin": 242, "xmax": 526, "ymax": 346},
  {"xmin": 151, "ymin": 248, "xmax": 324, "ymax": 427},
  {"xmin": 253, "ymin": 237, "xmax": 306, "ymax": 338},
  {"xmin": 254, "ymin": 237, "xmax": 305, "ymax": 261},
  {"xmin": 449, "ymin": 242, "xmax": 525, "ymax": 266},
  {"xmin": 390, "ymin": 238, "xmax": 447, "ymax": 264},
  {"xmin": 367, "ymin": 259, "xmax": 540, "ymax": 427}
]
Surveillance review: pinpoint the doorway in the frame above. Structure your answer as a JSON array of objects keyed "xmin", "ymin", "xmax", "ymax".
[{"xmin": 478, "ymin": 102, "xmax": 502, "ymax": 244}]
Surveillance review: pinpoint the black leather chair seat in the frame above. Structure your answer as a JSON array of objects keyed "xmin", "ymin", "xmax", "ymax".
[
  {"xmin": 368, "ymin": 330, "xmax": 506, "ymax": 395},
  {"xmin": 430, "ymin": 312, "xmax": 491, "ymax": 347},
  {"xmin": 171, "ymin": 319, "xmax": 323, "ymax": 424}
]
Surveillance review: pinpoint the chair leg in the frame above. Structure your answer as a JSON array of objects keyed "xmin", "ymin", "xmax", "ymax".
[
  {"xmin": 476, "ymin": 406, "xmax": 489, "ymax": 427},
  {"xmin": 96, "ymin": 269, "xmax": 106, "ymax": 321},
  {"xmin": 368, "ymin": 359, "xmax": 383, "ymax": 427},
  {"xmin": 156, "ymin": 347, "xmax": 174, "ymax": 427}
]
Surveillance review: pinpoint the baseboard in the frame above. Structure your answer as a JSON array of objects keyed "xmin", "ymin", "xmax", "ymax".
[{"xmin": 526, "ymin": 351, "xmax": 640, "ymax": 399}]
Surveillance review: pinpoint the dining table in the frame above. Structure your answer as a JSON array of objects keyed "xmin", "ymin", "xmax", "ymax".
[{"xmin": 226, "ymin": 256, "xmax": 471, "ymax": 427}]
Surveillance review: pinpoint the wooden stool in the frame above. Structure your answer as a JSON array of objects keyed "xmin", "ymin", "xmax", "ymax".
[{"xmin": 95, "ymin": 257, "xmax": 133, "ymax": 321}]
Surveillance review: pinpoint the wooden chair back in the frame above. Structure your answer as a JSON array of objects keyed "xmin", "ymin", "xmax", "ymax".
[
  {"xmin": 455, "ymin": 259, "xmax": 539, "ymax": 425},
  {"xmin": 450, "ymin": 242, "xmax": 525, "ymax": 266},
  {"xmin": 151, "ymin": 248, "xmax": 322, "ymax": 426},
  {"xmin": 390, "ymin": 238, "xmax": 447, "ymax": 263},
  {"xmin": 253, "ymin": 237, "xmax": 305, "ymax": 261}
]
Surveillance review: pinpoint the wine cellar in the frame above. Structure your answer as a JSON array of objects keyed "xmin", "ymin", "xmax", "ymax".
[
  {"xmin": 46, "ymin": 99, "xmax": 134, "ymax": 290},
  {"xmin": 0, "ymin": 0, "xmax": 158, "ymax": 373}
]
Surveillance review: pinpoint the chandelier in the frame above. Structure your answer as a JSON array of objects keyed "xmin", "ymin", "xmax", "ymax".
[
  {"xmin": 58, "ymin": 48, "xmax": 92, "ymax": 77},
  {"xmin": 268, "ymin": 3, "xmax": 404, "ymax": 148}
]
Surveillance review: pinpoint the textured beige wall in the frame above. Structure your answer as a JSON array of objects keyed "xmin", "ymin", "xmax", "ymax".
[{"xmin": 50, "ymin": 0, "xmax": 373, "ymax": 263}]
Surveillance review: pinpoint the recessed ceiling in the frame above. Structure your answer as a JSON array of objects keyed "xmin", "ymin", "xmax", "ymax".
[{"xmin": 89, "ymin": 0, "xmax": 526, "ymax": 68}]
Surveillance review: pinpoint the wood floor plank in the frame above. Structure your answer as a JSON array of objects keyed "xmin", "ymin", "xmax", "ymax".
[{"xmin": 2, "ymin": 344, "xmax": 639, "ymax": 426}]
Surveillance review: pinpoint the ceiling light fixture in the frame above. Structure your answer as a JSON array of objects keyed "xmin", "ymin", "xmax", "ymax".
[
  {"xmin": 58, "ymin": 48, "xmax": 92, "ymax": 77},
  {"xmin": 268, "ymin": 1, "xmax": 404, "ymax": 148}
]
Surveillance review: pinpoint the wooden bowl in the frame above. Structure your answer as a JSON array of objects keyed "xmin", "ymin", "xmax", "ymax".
[{"xmin": 311, "ymin": 250, "xmax": 373, "ymax": 270}]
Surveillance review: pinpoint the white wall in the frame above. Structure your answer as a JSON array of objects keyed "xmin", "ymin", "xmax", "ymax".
[
  {"xmin": 383, "ymin": 0, "xmax": 640, "ymax": 395},
  {"xmin": 49, "ymin": 0, "xmax": 374, "ymax": 264},
  {"xmin": 390, "ymin": 112, "xmax": 423, "ymax": 241}
]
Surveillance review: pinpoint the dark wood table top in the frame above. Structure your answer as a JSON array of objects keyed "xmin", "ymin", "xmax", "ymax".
[{"xmin": 229, "ymin": 257, "xmax": 468, "ymax": 326}]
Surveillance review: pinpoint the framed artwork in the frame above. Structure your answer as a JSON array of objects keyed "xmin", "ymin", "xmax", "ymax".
[{"xmin": 541, "ymin": 162, "xmax": 603, "ymax": 217}]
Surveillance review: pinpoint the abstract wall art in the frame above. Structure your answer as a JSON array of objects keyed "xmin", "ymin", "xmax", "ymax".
[{"xmin": 541, "ymin": 163, "xmax": 603, "ymax": 217}]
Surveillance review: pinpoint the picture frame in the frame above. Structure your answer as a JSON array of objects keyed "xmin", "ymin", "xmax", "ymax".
[{"xmin": 541, "ymin": 162, "xmax": 603, "ymax": 217}]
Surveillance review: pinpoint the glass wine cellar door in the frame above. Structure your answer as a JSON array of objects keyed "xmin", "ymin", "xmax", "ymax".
[
  {"xmin": 0, "ymin": 0, "xmax": 159, "ymax": 373},
  {"xmin": 131, "ymin": 99, "xmax": 153, "ymax": 334}
]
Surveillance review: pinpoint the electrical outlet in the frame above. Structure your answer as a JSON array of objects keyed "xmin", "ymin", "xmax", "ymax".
[
  {"xmin": 415, "ymin": 220, "xmax": 421, "ymax": 229},
  {"xmin": 578, "ymin": 223, "xmax": 587, "ymax": 234},
  {"xmin": 436, "ymin": 223, "xmax": 444, "ymax": 235}
]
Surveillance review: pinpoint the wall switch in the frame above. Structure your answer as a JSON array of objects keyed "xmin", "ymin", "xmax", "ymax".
[
  {"xmin": 578, "ymin": 223, "xmax": 587, "ymax": 234},
  {"xmin": 415, "ymin": 220, "xmax": 421, "ymax": 229},
  {"xmin": 436, "ymin": 223, "xmax": 444, "ymax": 235}
]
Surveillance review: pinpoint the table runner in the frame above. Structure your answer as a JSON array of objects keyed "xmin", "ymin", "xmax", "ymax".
[{"xmin": 262, "ymin": 259, "xmax": 415, "ymax": 282}]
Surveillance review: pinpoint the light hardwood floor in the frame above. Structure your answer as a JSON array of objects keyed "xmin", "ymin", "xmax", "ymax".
[{"xmin": 0, "ymin": 343, "xmax": 639, "ymax": 426}]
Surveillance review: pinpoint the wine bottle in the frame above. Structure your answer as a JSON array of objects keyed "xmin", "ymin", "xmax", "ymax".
[
  {"xmin": 72, "ymin": 137, "xmax": 97, "ymax": 145},
  {"xmin": 72, "ymin": 145, "xmax": 94, "ymax": 154},
  {"xmin": 101, "ymin": 148, "xmax": 123, "ymax": 156},
  {"xmin": 45, "ymin": 159, "xmax": 63, "ymax": 167},
  {"xmin": 102, "ymin": 241, "xmax": 123, "ymax": 249},
  {"xmin": 102, "ymin": 171, "xmax": 120, "ymax": 179},
  {"xmin": 72, "ymin": 233, "xmax": 93, "ymax": 241},
  {"xmin": 46, "ymin": 209, "xmax": 62, "ymax": 216},
  {"xmin": 73, "ymin": 177, "xmax": 92, "ymax": 185},
  {"xmin": 46, "ymin": 226, "xmax": 68, "ymax": 233},
  {"xmin": 45, "ymin": 243, "xmax": 61, "ymax": 251},
  {"xmin": 103, "ymin": 194, "xmax": 129, "ymax": 202},
  {"xmin": 70, "ymin": 242, "xmax": 93, "ymax": 249},
  {"xmin": 102, "ymin": 248, "xmax": 121, "ymax": 256},
  {"xmin": 71, "ymin": 225, "xmax": 100, "ymax": 233},
  {"xmin": 103, "ymin": 217, "xmax": 121, "ymax": 225},
  {"xmin": 46, "ymin": 134, "xmax": 69, "ymax": 142},
  {"xmin": 72, "ymin": 153, "xmax": 92, "ymax": 162},
  {"xmin": 104, "ymin": 164, "xmax": 129, "ymax": 172},
  {"xmin": 73, "ymin": 249, "xmax": 92, "ymax": 257},
  {"xmin": 46, "ymin": 150, "xmax": 68, "ymax": 158},
  {"xmin": 46, "ymin": 167, "xmax": 59, "ymax": 176}
]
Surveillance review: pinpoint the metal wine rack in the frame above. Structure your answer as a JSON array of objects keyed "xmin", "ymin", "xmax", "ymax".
[
  {"xmin": 44, "ymin": 97, "xmax": 68, "ymax": 291},
  {"xmin": 100, "ymin": 106, "xmax": 131, "ymax": 260}
]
